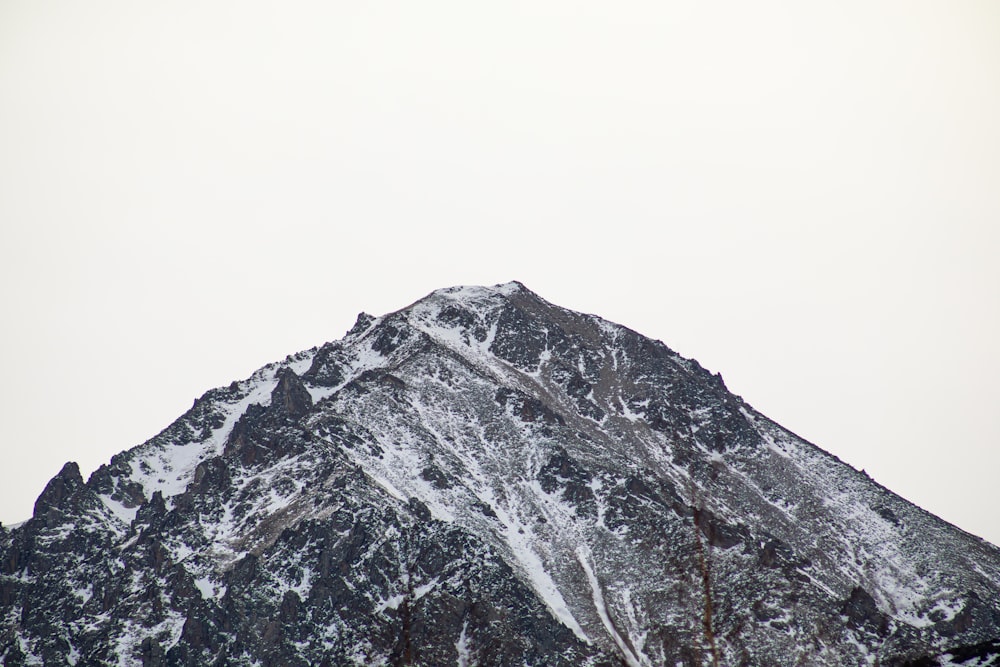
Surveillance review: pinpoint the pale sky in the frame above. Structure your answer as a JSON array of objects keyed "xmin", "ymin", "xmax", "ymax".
[{"xmin": 1, "ymin": 2, "xmax": 998, "ymax": 546}]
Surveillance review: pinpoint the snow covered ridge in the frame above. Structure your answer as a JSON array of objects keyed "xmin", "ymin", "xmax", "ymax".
[{"xmin": 3, "ymin": 281, "xmax": 1000, "ymax": 666}]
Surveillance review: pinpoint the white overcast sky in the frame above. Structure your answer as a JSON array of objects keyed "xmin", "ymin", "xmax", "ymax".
[{"xmin": 1, "ymin": 2, "xmax": 998, "ymax": 545}]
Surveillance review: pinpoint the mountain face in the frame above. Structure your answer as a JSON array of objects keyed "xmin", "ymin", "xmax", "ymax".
[{"xmin": 2, "ymin": 282, "xmax": 999, "ymax": 666}]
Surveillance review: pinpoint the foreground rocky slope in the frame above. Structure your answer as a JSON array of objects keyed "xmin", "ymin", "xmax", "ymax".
[{"xmin": 2, "ymin": 282, "xmax": 999, "ymax": 666}]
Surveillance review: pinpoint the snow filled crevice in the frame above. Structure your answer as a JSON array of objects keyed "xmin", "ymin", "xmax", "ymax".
[
  {"xmin": 577, "ymin": 547, "xmax": 644, "ymax": 667},
  {"xmin": 491, "ymin": 503, "xmax": 590, "ymax": 644},
  {"xmin": 456, "ymin": 620, "xmax": 472, "ymax": 667}
]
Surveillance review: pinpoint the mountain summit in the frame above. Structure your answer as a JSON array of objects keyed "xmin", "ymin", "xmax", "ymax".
[{"xmin": 3, "ymin": 282, "xmax": 999, "ymax": 665}]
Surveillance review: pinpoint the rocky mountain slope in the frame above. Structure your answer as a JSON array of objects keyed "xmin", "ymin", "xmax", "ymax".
[{"xmin": 2, "ymin": 282, "xmax": 999, "ymax": 666}]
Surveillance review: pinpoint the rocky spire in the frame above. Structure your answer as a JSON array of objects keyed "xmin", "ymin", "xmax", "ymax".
[
  {"xmin": 269, "ymin": 367, "xmax": 313, "ymax": 419},
  {"xmin": 32, "ymin": 461, "xmax": 84, "ymax": 528}
]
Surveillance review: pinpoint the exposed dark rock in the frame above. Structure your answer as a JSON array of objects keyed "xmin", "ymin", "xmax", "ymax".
[
  {"xmin": 841, "ymin": 586, "xmax": 889, "ymax": 635},
  {"xmin": 32, "ymin": 461, "xmax": 84, "ymax": 525},
  {"xmin": 347, "ymin": 312, "xmax": 376, "ymax": 337},
  {"xmin": 537, "ymin": 447, "xmax": 596, "ymax": 517},
  {"xmin": 495, "ymin": 387, "xmax": 565, "ymax": 426},
  {"xmin": 269, "ymin": 368, "xmax": 313, "ymax": 419},
  {"xmin": 371, "ymin": 320, "xmax": 412, "ymax": 356},
  {"xmin": 302, "ymin": 342, "xmax": 346, "ymax": 388},
  {"xmin": 420, "ymin": 465, "xmax": 452, "ymax": 490},
  {"xmin": 140, "ymin": 636, "xmax": 164, "ymax": 667}
]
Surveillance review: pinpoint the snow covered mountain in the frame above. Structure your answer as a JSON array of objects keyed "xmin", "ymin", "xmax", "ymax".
[{"xmin": 2, "ymin": 282, "xmax": 999, "ymax": 666}]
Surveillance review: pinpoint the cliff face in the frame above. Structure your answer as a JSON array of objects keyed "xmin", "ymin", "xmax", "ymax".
[{"xmin": 2, "ymin": 282, "xmax": 999, "ymax": 666}]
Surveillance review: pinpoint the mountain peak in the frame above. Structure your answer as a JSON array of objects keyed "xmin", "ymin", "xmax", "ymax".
[
  {"xmin": 407, "ymin": 280, "xmax": 535, "ymax": 321},
  {"xmin": 427, "ymin": 280, "xmax": 530, "ymax": 299},
  {"xmin": 3, "ymin": 284, "xmax": 1000, "ymax": 666}
]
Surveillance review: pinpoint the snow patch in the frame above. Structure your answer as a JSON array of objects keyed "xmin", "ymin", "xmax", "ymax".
[
  {"xmin": 97, "ymin": 494, "xmax": 138, "ymax": 525},
  {"xmin": 194, "ymin": 577, "xmax": 213, "ymax": 599},
  {"xmin": 290, "ymin": 567, "xmax": 314, "ymax": 599},
  {"xmin": 413, "ymin": 577, "xmax": 438, "ymax": 600},
  {"xmin": 71, "ymin": 583, "xmax": 94, "ymax": 605},
  {"xmin": 377, "ymin": 594, "xmax": 406, "ymax": 613},
  {"xmin": 306, "ymin": 384, "xmax": 340, "ymax": 403}
]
